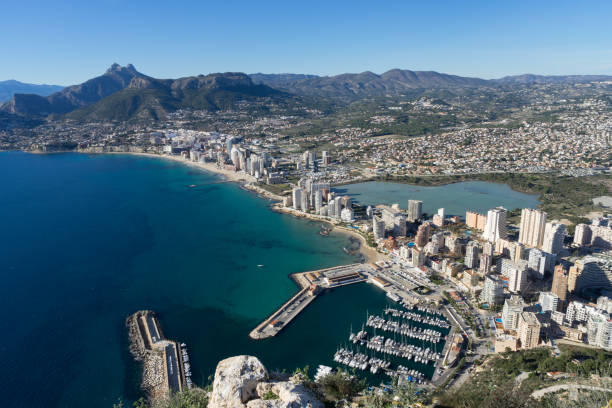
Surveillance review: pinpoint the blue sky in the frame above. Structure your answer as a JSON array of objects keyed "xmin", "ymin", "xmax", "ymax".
[{"xmin": 2, "ymin": 0, "xmax": 612, "ymax": 85}]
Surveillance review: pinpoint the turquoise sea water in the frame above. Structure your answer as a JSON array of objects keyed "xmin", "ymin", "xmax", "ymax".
[
  {"xmin": 0, "ymin": 152, "xmax": 540, "ymax": 407},
  {"xmin": 336, "ymin": 180, "xmax": 539, "ymax": 216}
]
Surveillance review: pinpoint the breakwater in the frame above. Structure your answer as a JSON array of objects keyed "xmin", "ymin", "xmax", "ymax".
[{"xmin": 126, "ymin": 311, "xmax": 193, "ymax": 404}]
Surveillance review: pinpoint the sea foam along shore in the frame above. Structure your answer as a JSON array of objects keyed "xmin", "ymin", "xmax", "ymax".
[{"xmin": 111, "ymin": 152, "xmax": 380, "ymax": 264}]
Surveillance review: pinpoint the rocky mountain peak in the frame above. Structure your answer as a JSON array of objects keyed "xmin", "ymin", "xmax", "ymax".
[{"xmin": 105, "ymin": 63, "xmax": 138, "ymax": 75}]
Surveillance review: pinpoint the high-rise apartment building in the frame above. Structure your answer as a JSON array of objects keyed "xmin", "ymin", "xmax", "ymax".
[
  {"xmin": 573, "ymin": 223, "xmax": 592, "ymax": 246},
  {"xmin": 407, "ymin": 200, "xmax": 423, "ymax": 222},
  {"xmin": 542, "ymin": 222, "xmax": 566, "ymax": 255},
  {"xmin": 571, "ymin": 255, "xmax": 612, "ymax": 293},
  {"xmin": 333, "ymin": 197, "xmax": 343, "ymax": 220},
  {"xmin": 379, "ymin": 205, "xmax": 406, "ymax": 237},
  {"xmin": 518, "ymin": 312, "xmax": 541, "ymax": 349},
  {"xmin": 587, "ymin": 310, "xmax": 612, "ymax": 350},
  {"xmin": 497, "ymin": 258, "xmax": 528, "ymax": 294},
  {"xmin": 591, "ymin": 224, "xmax": 612, "ymax": 249},
  {"xmin": 502, "ymin": 295, "xmax": 524, "ymax": 330},
  {"xmin": 481, "ymin": 275, "xmax": 504, "ymax": 305},
  {"xmin": 483, "ymin": 207, "xmax": 508, "ymax": 243},
  {"xmin": 300, "ymin": 192, "xmax": 309, "ymax": 213},
  {"xmin": 518, "ymin": 209, "xmax": 547, "ymax": 248},
  {"xmin": 527, "ymin": 248, "xmax": 552, "ymax": 280},
  {"xmin": 465, "ymin": 241, "xmax": 479, "ymax": 269},
  {"xmin": 479, "ymin": 253, "xmax": 492, "ymax": 273},
  {"xmin": 314, "ymin": 190, "xmax": 322, "ymax": 214},
  {"xmin": 538, "ymin": 292, "xmax": 559, "ymax": 313},
  {"xmin": 415, "ymin": 223, "xmax": 430, "ymax": 248},
  {"xmin": 466, "ymin": 211, "xmax": 487, "ymax": 230},
  {"xmin": 551, "ymin": 265, "xmax": 569, "ymax": 309},
  {"xmin": 411, "ymin": 248, "xmax": 424, "ymax": 267},
  {"xmin": 292, "ymin": 188, "xmax": 303, "ymax": 211},
  {"xmin": 321, "ymin": 150, "xmax": 330, "ymax": 165},
  {"xmin": 373, "ymin": 216, "xmax": 385, "ymax": 240}
]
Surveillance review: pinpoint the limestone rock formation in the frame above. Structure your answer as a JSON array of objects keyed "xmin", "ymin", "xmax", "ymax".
[
  {"xmin": 209, "ymin": 355, "xmax": 323, "ymax": 408},
  {"xmin": 209, "ymin": 356, "xmax": 268, "ymax": 407}
]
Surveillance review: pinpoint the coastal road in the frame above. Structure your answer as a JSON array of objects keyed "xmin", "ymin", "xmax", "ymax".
[{"xmin": 531, "ymin": 384, "xmax": 612, "ymax": 399}]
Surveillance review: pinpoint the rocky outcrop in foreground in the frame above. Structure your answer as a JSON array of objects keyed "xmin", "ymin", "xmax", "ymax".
[{"xmin": 209, "ymin": 356, "xmax": 323, "ymax": 408}]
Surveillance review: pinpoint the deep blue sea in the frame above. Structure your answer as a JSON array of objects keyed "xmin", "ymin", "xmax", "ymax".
[{"xmin": 0, "ymin": 152, "xmax": 540, "ymax": 407}]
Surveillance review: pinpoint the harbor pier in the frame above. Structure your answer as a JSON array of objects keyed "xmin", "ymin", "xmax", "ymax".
[
  {"xmin": 249, "ymin": 261, "xmax": 431, "ymax": 340},
  {"xmin": 249, "ymin": 264, "xmax": 370, "ymax": 339}
]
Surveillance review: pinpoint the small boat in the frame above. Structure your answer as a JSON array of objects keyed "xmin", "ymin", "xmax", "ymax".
[
  {"xmin": 189, "ymin": 184, "xmax": 197, "ymax": 188},
  {"xmin": 257, "ymin": 264, "xmax": 264, "ymax": 268}
]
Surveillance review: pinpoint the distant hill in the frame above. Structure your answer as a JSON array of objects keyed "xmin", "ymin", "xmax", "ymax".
[
  {"xmin": 249, "ymin": 73, "xmax": 318, "ymax": 88},
  {"xmin": 494, "ymin": 74, "xmax": 612, "ymax": 85},
  {"xmin": 249, "ymin": 69, "xmax": 489, "ymax": 98},
  {"xmin": 250, "ymin": 70, "xmax": 612, "ymax": 98},
  {"xmin": 0, "ymin": 80, "xmax": 63, "ymax": 103}
]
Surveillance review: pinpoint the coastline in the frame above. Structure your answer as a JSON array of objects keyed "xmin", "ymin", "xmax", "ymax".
[
  {"xmin": 271, "ymin": 204, "xmax": 380, "ymax": 264},
  {"xmin": 35, "ymin": 150, "xmax": 379, "ymax": 263},
  {"xmin": 106, "ymin": 153, "xmax": 381, "ymax": 263},
  {"xmin": 98, "ymin": 151, "xmax": 286, "ymax": 201}
]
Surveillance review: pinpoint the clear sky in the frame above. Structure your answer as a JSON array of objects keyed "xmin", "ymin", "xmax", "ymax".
[{"xmin": 3, "ymin": 0, "xmax": 612, "ymax": 85}]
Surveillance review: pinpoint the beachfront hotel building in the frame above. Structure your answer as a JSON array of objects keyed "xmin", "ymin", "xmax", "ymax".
[
  {"xmin": 373, "ymin": 216, "xmax": 385, "ymax": 240},
  {"xmin": 518, "ymin": 209, "xmax": 547, "ymax": 248},
  {"xmin": 292, "ymin": 188, "xmax": 303, "ymax": 211}
]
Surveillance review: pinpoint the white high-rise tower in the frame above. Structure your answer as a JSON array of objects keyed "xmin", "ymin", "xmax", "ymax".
[
  {"xmin": 483, "ymin": 207, "xmax": 508, "ymax": 243},
  {"xmin": 407, "ymin": 200, "xmax": 423, "ymax": 222},
  {"xmin": 542, "ymin": 222, "xmax": 566, "ymax": 255},
  {"xmin": 518, "ymin": 209, "xmax": 547, "ymax": 248}
]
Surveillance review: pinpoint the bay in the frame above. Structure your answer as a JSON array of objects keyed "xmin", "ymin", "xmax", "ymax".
[{"xmin": 0, "ymin": 152, "xmax": 540, "ymax": 407}]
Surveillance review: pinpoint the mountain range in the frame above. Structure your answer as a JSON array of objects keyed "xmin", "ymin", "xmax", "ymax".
[
  {"xmin": 0, "ymin": 80, "xmax": 63, "ymax": 103},
  {"xmin": 250, "ymin": 69, "xmax": 489, "ymax": 97},
  {"xmin": 1, "ymin": 64, "xmax": 283, "ymax": 121},
  {"xmin": 250, "ymin": 70, "xmax": 612, "ymax": 98},
  {"xmin": 2, "ymin": 64, "xmax": 612, "ymax": 123}
]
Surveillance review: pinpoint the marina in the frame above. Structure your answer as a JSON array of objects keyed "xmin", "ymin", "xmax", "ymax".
[{"xmin": 332, "ymin": 304, "xmax": 451, "ymax": 383}]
